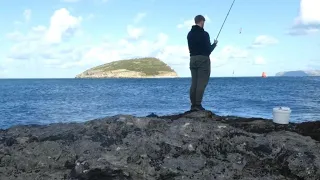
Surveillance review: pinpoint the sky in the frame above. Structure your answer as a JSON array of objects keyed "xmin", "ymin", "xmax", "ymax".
[{"xmin": 0, "ymin": 0, "xmax": 319, "ymax": 78}]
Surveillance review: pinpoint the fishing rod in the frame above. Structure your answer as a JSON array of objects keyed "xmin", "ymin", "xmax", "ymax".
[
  {"xmin": 215, "ymin": 0, "xmax": 236, "ymax": 40},
  {"xmin": 211, "ymin": 0, "xmax": 237, "ymax": 69}
]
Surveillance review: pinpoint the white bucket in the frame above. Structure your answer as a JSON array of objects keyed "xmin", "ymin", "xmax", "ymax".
[{"xmin": 272, "ymin": 107, "xmax": 291, "ymax": 124}]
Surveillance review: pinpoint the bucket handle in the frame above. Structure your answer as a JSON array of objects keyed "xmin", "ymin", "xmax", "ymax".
[{"xmin": 278, "ymin": 107, "xmax": 290, "ymax": 111}]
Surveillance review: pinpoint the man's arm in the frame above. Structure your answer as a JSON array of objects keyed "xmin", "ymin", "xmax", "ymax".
[{"xmin": 205, "ymin": 32, "xmax": 217, "ymax": 54}]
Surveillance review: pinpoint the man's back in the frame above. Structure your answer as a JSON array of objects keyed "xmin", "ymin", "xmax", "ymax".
[
  {"xmin": 187, "ymin": 25, "xmax": 212, "ymax": 57},
  {"xmin": 187, "ymin": 15, "xmax": 218, "ymax": 112}
]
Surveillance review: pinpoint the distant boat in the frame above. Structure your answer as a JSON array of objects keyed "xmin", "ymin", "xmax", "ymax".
[{"xmin": 262, "ymin": 72, "xmax": 267, "ymax": 78}]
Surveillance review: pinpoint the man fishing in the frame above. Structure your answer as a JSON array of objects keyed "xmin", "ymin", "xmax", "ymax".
[{"xmin": 187, "ymin": 15, "xmax": 218, "ymax": 111}]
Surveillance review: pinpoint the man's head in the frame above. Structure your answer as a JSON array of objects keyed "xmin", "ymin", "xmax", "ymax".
[{"xmin": 194, "ymin": 15, "xmax": 205, "ymax": 28}]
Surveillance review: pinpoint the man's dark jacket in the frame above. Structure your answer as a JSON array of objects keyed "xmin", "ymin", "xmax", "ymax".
[{"xmin": 187, "ymin": 25, "xmax": 216, "ymax": 57}]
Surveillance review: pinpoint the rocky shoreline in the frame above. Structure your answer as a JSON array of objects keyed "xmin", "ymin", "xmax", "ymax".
[
  {"xmin": 75, "ymin": 70, "xmax": 178, "ymax": 78},
  {"xmin": 0, "ymin": 111, "xmax": 319, "ymax": 180}
]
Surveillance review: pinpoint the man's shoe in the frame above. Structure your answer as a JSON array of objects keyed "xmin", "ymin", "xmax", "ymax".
[
  {"xmin": 190, "ymin": 105, "xmax": 197, "ymax": 112},
  {"xmin": 190, "ymin": 105, "xmax": 205, "ymax": 111},
  {"xmin": 194, "ymin": 105, "xmax": 206, "ymax": 111}
]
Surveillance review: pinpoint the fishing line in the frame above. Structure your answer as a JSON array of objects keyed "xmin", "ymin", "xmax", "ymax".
[
  {"xmin": 211, "ymin": 0, "xmax": 239, "ymax": 69},
  {"xmin": 215, "ymin": 0, "xmax": 237, "ymax": 40}
]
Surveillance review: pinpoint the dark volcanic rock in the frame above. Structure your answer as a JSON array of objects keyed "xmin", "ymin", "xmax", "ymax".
[{"xmin": 0, "ymin": 111, "xmax": 319, "ymax": 180}]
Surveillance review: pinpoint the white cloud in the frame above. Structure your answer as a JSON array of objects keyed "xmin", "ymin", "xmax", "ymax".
[
  {"xmin": 204, "ymin": 15, "xmax": 211, "ymax": 23},
  {"xmin": 177, "ymin": 15, "xmax": 211, "ymax": 29},
  {"xmin": 288, "ymin": 27, "xmax": 319, "ymax": 35},
  {"xmin": 126, "ymin": 25, "xmax": 144, "ymax": 39},
  {"xmin": 295, "ymin": 0, "xmax": 320, "ymax": 24},
  {"xmin": 253, "ymin": 56, "xmax": 267, "ymax": 65},
  {"xmin": 156, "ymin": 45, "xmax": 189, "ymax": 65},
  {"xmin": 5, "ymin": 8, "xmax": 83, "ymax": 67},
  {"xmin": 4, "ymin": 8, "xmax": 256, "ymax": 77},
  {"xmin": 44, "ymin": 8, "xmax": 82, "ymax": 44},
  {"xmin": 6, "ymin": 25, "xmax": 47, "ymax": 42},
  {"xmin": 133, "ymin": 13, "xmax": 146, "ymax": 23},
  {"xmin": 177, "ymin": 19, "xmax": 194, "ymax": 29},
  {"xmin": 70, "ymin": 37, "xmax": 249, "ymax": 76},
  {"xmin": 13, "ymin": 9, "xmax": 32, "ymax": 24},
  {"xmin": 33, "ymin": 25, "xmax": 47, "ymax": 32},
  {"xmin": 207, "ymin": 45, "xmax": 249, "ymax": 69},
  {"xmin": 250, "ymin": 35, "xmax": 278, "ymax": 48},
  {"xmin": 55, "ymin": 32, "xmax": 172, "ymax": 70},
  {"xmin": 218, "ymin": 45, "xmax": 248, "ymax": 59},
  {"xmin": 289, "ymin": 0, "xmax": 320, "ymax": 35},
  {"xmin": 5, "ymin": 8, "xmax": 83, "ymax": 64},
  {"xmin": 24, "ymin": 9, "xmax": 31, "ymax": 22},
  {"xmin": 6, "ymin": 31, "xmax": 26, "ymax": 41}
]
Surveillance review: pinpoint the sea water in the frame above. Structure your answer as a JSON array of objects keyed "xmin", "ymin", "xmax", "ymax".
[{"xmin": 0, "ymin": 77, "xmax": 319, "ymax": 129}]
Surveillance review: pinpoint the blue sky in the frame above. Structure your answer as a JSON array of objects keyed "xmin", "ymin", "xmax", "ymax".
[{"xmin": 0, "ymin": 0, "xmax": 319, "ymax": 78}]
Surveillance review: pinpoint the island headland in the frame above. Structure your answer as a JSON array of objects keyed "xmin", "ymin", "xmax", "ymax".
[
  {"xmin": 75, "ymin": 57, "xmax": 178, "ymax": 78},
  {"xmin": 275, "ymin": 70, "xmax": 320, "ymax": 77}
]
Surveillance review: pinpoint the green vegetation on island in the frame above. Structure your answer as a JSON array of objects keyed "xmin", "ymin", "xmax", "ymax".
[
  {"xmin": 76, "ymin": 57, "xmax": 178, "ymax": 78},
  {"xmin": 92, "ymin": 57, "xmax": 174, "ymax": 76}
]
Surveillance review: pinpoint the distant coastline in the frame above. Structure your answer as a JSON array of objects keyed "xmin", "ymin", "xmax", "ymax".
[{"xmin": 275, "ymin": 70, "xmax": 320, "ymax": 77}]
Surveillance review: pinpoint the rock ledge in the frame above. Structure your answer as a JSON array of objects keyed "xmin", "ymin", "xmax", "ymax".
[{"xmin": 1, "ymin": 111, "xmax": 319, "ymax": 180}]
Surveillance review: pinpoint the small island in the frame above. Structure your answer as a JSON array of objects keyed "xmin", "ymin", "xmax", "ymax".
[
  {"xmin": 275, "ymin": 70, "xmax": 320, "ymax": 77},
  {"xmin": 75, "ymin": 57, "xmax": 178, "ymax": 78}
]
